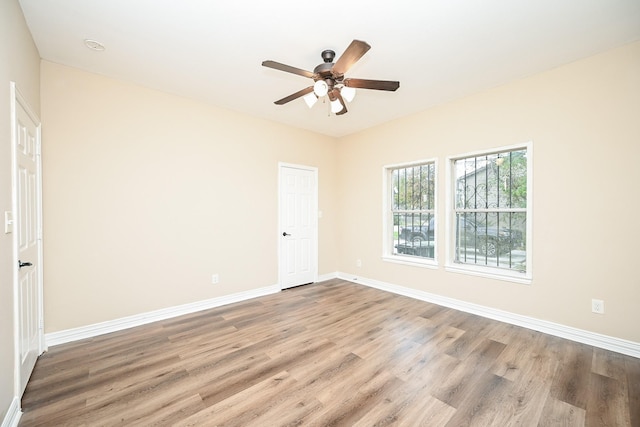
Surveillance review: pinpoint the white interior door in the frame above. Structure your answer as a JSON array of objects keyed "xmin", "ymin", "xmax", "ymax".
[
  {"xmin": 279, "ymin": 164, "xmax": 318, "ymax": 289},
  {"xmin": 11, "ymin": 83, "xmax": 43, "ymax": 397}
]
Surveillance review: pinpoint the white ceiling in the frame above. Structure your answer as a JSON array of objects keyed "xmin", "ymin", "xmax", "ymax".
[{"xmin": 18, "ymin": 0, "xmax": 640, "ymax": 138}]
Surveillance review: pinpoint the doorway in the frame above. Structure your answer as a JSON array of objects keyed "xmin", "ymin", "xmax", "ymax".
[
  {"xmin": 11, "ymin": 82, "xmax": 44, "ymax": 397},
  {"xmin": 278, "ymin": 163, "xmax": 318, "ymax": 289}
]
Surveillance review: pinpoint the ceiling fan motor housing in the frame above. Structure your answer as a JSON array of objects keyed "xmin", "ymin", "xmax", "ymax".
[
  {"xmin": 314, "ymin": 62, "xmax": 335, "ymax": 78},
  {"xmin": 315, "ymin": 49, "xmax": 345, "ymax": 83}
]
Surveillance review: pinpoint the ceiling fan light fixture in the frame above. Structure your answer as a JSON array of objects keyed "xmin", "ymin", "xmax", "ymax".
[
  {"xmin": 313, "ymin": 80, "xmax": 328, "ymax": 97},
  {"xmin": 330, "ymin": 98, "xmax": 343, "ymax": 114},
  {"xmin": 341, "ymin": 86, "xmax": 356, "ymax": 102},
  {"xmin": 303, "ymin": 92, "xmax": 317, "ymax": 108}
]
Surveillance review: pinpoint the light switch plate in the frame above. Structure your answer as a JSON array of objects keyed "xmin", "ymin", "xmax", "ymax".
[{"xmin": 4, "ymin": 211, "xmax": 13, "ymax": 234}]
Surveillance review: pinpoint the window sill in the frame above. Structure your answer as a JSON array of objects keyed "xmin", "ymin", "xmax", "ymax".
[
  {"xmin": 383, "ymin": 255, "xmax": 438, "ymax": 269},
  {"xmin": 445, "ymin": 263, "xmax": 531, "ymax": 285}
]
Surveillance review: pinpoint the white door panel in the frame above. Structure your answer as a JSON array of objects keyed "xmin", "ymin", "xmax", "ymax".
[
  {"xmin": 279, "ymin": 164, "xmax": 317, "ymax": 289},
  {"xmin": 12, "ymin": 84, "xmax": 43, "ymax": 397}
]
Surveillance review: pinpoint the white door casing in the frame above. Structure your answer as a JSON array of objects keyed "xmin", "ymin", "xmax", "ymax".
[
  {"xmin": 278, "ymin": 163, "xmax": 318, "ymax": 289},
  {"xmin": 11, "ymin": 82, "xmax": 44, "ymax": 397}
]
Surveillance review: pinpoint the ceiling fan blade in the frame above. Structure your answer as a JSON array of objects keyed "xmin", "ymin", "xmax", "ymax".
[
  {"xmin": 274, "ymin": 86, "xmax": 314, "ymax": 105},
  {"xmin": 332, "ymin": 40, "xmax": 371, "ymax": 76},
  {"xmin": 344, "ymin": 78, "xmax": 400, "ymax": 91},
  {"xmin": 262, "ymin": 60, "xmax": 315, "ymax": 79}
]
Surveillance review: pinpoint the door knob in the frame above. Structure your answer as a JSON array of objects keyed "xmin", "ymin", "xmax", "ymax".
[
  {"xmin": 18, "ymin": 260, "xmax": 33, "ymax": 269},
  {"xmin": 282, "ymin": 232, "xmax": 291, "ymax": 237}
]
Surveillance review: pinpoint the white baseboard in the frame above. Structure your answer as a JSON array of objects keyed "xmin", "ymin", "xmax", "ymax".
[
  {"xmin": 46, "ymin": 284, "xmax": 280, "ymax": 347},
  {"xmin": 45, "ymin": 274, "xmax": 338, "ymax": 348},
  {"xmin": 44, "ymin": 273, "xmax": 640, "ymax": 359},
  {"xmin": 1, "ymin": 398, "xmax": 21, "ymax": 427},
  {"xmin": 337, "ymin": 272, "xmax": 640, "ymax": 359}
]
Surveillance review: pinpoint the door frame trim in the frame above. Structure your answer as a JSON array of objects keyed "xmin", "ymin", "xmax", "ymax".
[
  {"xmin": 10, "ymin": 82, "xmax": 45, "ymax": 399},
  {"xmin": 277, "ymin": 162, "xmax": 318, "ymax": 290}
]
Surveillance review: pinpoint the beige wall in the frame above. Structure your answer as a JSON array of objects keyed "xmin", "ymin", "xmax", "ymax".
[
  {"xmin": 337, "ymin": 41, "xmax": 640, "ymax": 342},
  {"xmin": 0, "ymin": 0, "xmax": 41, "ymax": 421},
  {"xmin": 37, "ymin": 40, "xmax": 640, "ymax": 352},
  {"xmin": 41, "ymin": 61, "xmax": 339, "ymax": 332}
]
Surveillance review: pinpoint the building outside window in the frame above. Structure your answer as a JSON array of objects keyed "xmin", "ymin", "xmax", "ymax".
[{"xmin": 448, "ymin": 144, "xmax": 531, "ymax": 282}]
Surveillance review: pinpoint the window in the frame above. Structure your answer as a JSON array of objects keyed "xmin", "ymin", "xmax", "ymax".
[
  {"xmin": 384, "ymin": 160, "xmax": 437, "ymax": 266},
  {"xmin": 448, "ymin": 144, "xmax": 531, "ymax": 282}
]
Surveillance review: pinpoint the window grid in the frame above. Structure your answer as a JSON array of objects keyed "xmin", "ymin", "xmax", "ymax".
[
  {"xmin": 388, "ymin": 162, "xmax": 436, "ymax": 261},
  {"xmin": 453, "ymin": 148, "xmax": 528, "ymax": 273}
]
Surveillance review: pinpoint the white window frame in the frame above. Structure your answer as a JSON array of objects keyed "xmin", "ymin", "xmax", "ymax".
[
  {"xmin": 382, "ymin": 158, "xmax": 438, "ymax": 269},
  {"xmin": 445, "ymin": 142, "xmax": 532, "ymax": 284}
]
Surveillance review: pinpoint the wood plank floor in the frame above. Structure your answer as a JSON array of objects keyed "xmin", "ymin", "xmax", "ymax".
[{"xmin": 19, "ymin": 279, "xmax": 640, "ymax": 426}]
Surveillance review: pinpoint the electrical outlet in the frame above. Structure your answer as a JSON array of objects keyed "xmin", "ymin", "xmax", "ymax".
[
  {"xmin": 356, "ymin": 259, "xmax": 362, "ymax": 268},
  {"xmin": 212, "ymin": 274, "xmax": 219, "ymax": 284},
  {"xmin": 591, "ymin": 299, "xmax": 604, "ymax": 314}
]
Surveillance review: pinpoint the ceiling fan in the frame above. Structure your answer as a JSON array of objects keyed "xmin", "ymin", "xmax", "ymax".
[{"xmin": 262, "ymin": 40, "xmax": 400, "ymax": 116}]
